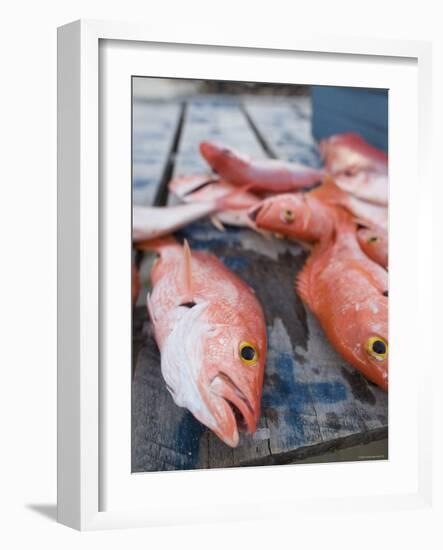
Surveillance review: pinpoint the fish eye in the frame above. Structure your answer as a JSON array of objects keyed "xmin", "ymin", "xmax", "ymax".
[
  {"xmin": 367, "ymin": 236, "xmax": 379, "ymax": 243},
  {"xmin": 239, "ymin": 341, "xmax": 259, "ymax": 365},
  {"xmin": 366, "ymin": 336, "xmax": 388, "ymax": 361},
  {"xmin": 281, "ymin": 208, "xmax": 295, "ymax": 224}
]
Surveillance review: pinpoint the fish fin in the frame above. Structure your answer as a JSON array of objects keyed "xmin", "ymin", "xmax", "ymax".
[
  {"xmin": 310, "ymin": 175, "xmax": 348, "ymax": 206},
  {"xmin": 213, "ymin": 183, "xmax": 256, "ymax": 211},
  {"xmin": 295, "ymin": 252, "xmax": 320, "ymax": 311},
  {"xmin": 258, "ymin": 228, "xmax": 272, "ymax": 240},
  {"xmin": 295, "ymin": 247, "xmax": 332, "ymax": 313},
  {"xmin": 210, "ymin": 215, "xmax": 226, "ymax": 232},
  {"xmin": 135, "ymin": 235, "xmax": 177, "ymax": 253},
  {"xmin": 182, "ymin": 239, "xmax": 194, "ymax": 302},
  {"xmin": 146, "ymin": 292, "xmax": 157, "ymax": 326}
]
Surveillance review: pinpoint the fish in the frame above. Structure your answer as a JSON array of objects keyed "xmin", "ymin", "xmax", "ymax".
[
  {"xmin": 319, "ymin": 132, "xmax": 388, "ymax": 175},
  {"xmin": 168, "ymin": 173, "xmax": 261, "ymax": 228},
  {"xmin": 199, "ymin": 141, "xmax": 325, "ymax": 193},
  {"xmin": 136, "ymin": 237, "xmax": 267, "ymax": 447},
  {"xmin": 319, "ymin": 133, "xmax": 388, "ymax": 206},
  {"xmin": 248, "ymin": 177, "xmax": 388, "ymax": 238},
  {"xmin": 249, "ymin": 192, "xmax": 388, "ymax": 390},
  {"xmin": 133, "ymin": 203, "xmax": 220, "ymax": 242},
  {"xmin": 333, "ymin": 170, "xmax": 388, "ymax": 206},
  {"xmin": 248, "ymin": 191, "xmax": 335, "ymax": 244},
  {"xmin": 356, "ymin": 226, "xmax": 388, "ymax": 269},
  {"xmin": 310, "ymin": 176, "xmax": 388, "ymax": 231},
  {"xmin": 296, "ymin": 214, "xmax": 388, "ymax": 390}
]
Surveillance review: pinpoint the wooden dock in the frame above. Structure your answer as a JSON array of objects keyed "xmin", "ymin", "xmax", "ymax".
[{"xmin": 132, "ymin": 94, "xmax": 388, "ymax": 472}]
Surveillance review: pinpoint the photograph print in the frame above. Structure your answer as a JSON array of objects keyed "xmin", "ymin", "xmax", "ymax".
[{"xmin": 131, "ymin": 77, "xmax": 388, "ymax": 472}]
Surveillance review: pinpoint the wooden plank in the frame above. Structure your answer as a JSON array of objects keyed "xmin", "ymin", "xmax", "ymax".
[
  {"xmin": 132, "ymin": 95, "xmax": 388, "ymax": 472},
  {"xmin": 173, "ymin": 97, "xmax": 266, "ymax": 178},
  {"xmin": 132, "ymin": 101, "xmax": 182, "ymax": 206},
  {"xmin": 243, "ymin": 97, "xmax": 322, "ymax": 167}
]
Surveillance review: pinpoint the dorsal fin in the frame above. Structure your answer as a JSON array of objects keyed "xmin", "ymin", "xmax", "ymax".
[
  {"xmin": 310, "ymin": 175, "xmax": 348, "ymax": 206},
  {"xmin": 182, "ymin": 239, "xmax": 194, "ymax": 302}
]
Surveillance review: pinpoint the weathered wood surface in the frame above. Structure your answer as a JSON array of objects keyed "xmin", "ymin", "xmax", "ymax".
[
  {"xmin": 243, "ymin": 97, "xmax": 321, "ymax": 167},
  {"xmin": 132, "ymin": 101, "xmax": 182, "ymax": 206},
  {"xmin": 132, "ymin": 95, "xmax": 388, "ymax": 472},
  {"xmin": 173, "ymin": 96, "xmax": 266, "ymax": 178}
]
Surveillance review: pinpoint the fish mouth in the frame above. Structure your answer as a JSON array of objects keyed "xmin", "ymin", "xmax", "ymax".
[
  {"xmin": 182, "ymin": 177, "xmax": 219, "ymax": 197},
  {"xmin": 247, "ymin": 203, "xmax": 267, "ymax": 224},
  {"xmin": 169, "ymin": 174, "xmax": 218, "ymax": 198},
  {"xmin": 247, "ymin": 204, "xmax": 261, "ymax": 223},
  {"xmin": 210, "ymin": 373, "xmax": 257, "ymax": 440}
]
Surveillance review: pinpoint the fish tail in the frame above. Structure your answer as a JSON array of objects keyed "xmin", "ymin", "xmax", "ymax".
[
  {"xmin": 210, "ymin": 215, "xmax": 226, "ymax": 232},
  {"xmin": 135, "ymin": 235, "xmax": 178, "ymax": 253}
]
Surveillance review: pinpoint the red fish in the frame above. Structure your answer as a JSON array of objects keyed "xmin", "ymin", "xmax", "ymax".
[
  {"xmin": 333, "ymin": 170, "xmax": 388, "ymax": 206},
  {"xmin": 249, "ymin": 193, "xmax": 388, "ymax": 390},
  {"xmin": 199, "ymin": 141, "xmax": 325, "ymax": 193},
  {"xmin": 297, "ymin": 216, "xmax": 388, "ymax": 390},
  {"xmin": 249, "ymin": 177, "xmax": 387, "ymax": 237},
  {"xmin": 319, "ymin": 133, "xmax": 388, "ymax": 206},
  {"xmin": 137, "ymin": 237, "xmax": 267, "ymax": 447},
  {"xmin": 308, "ymin": 177, "xmax": 388, "ymax": 238},
  {"xmin": 319, "ymin": 132, "xmax": 388, "ymax": 175}
]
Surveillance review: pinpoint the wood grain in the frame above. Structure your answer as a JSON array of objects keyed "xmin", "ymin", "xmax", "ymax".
[{"xmin": 132, "ymin": 101, "xmax": 182, "ymax": 206}]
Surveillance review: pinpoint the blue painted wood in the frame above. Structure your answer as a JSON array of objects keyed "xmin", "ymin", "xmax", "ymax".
[{"xmin": 311, "ymin": 86, "xmax": 388, "ymax": 153}]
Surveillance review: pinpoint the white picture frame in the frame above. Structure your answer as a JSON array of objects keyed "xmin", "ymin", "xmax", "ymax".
[{"xmin": 57, "ymin": 19, "xmax": 433, "ymax": 531}]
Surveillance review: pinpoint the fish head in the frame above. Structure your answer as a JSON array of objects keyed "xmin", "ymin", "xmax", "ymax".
[
  {"xmin": 248, "ymin": 193, "xmax": 321, "ymax": 241},
  {"xmin": 160, "ymin": 302, "xmax": 266, "ymax": 447},
  {"xmin": 202, "ymin": 319, "xmax": 267, "ymax": 446},
  {"xmin": 200, "ymin": 141, "xmax": 249, "ymax": 173},
  {"xmin": 347, "ymin": 298, "xmax": 389, "ymax": 389}
]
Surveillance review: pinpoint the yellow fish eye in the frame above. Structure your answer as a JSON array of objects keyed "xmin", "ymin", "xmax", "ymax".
[
  {"xmin": 367, "ymin": 236, "xmax": 379, "ymax": 243},
  {"xmin": 281, "ymin": 208, "xmax": 295, "ymax": 224},
  {"xmin": 239, "ymin": 341, "xmax": 259, "ymax": 365},
  {"xmin": 366, "ymin": 336, "xmax": 388, "ymax": 361}
]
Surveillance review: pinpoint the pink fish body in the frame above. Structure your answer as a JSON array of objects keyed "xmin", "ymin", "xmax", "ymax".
[
  {"xmin": 139, "ymin": 238, "xmax": 267, "ymax": 447},
  {"xmin": 297, "ymin": 217, "xmax": 388, "ymax": 390},
  {"xmin": 302, "ymin": 176, "xmax": 388, "ymax": 233},
  {"xmin": 199, "ymin": 141, "xmax": 325, "ymax": 193},
  {"xmin": 247, "ymin": 179, "xmax": 388, "ymax": 268},
  {"xmin": 320, "ymin": 133, "xmax": 388, "ymax": 206},
  {"xmin": 249, "ymin": 193, "xmax": 388, "ymax": 390},
  {"xmin": 319, "ymin": 132, "xmax": 388, "ymax": 175}
]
